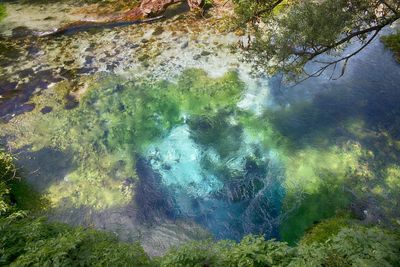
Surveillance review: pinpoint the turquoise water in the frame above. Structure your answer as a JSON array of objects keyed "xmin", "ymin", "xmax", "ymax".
[
  {"xmin": 136, "ymin": 37, "xmax": 400, "ymax": 242},
  {"xmin": 146, "ymin": 123, "xmax": 285, "ymax": 239},
  {"xmin": 1, "ymin": 13, "xmax": 400, "ymax": 250}
]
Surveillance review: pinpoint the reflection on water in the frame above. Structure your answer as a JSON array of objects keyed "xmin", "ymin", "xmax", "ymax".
[{"xmin": 1, "ymin": 21, "xmax": 400, "ymax": 251}]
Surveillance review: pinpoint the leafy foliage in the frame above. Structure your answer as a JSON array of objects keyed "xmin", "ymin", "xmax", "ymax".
[
  {"xmin": 0, "ymin": 150, "xmax": 48, "ymax": 215},
  {"xmin": 0, "ymin": 150, "xmax": 18, "ymax": 216},
  {"xmin": 299, "ymin": 215, "xmax": 352, "ymax": 245},
  {"xmin": 2, "ymin": 150, "xmax": 400, "ymax": 267},
  {"xmin": 233, "ymin": 0, "xmax": 400, "ymax": 79},
  {"xmin": 158, "ymin": 236, "xmax": 294, "ymax": 267},
  {"xmin": 159, "ymin": 227, "xmax": 400, "ymax": 267},
  {"xmin": 0, "ymin": 215, "xmax": 151, "ymax": 266},
  {"xmin": 292, "ymin": 226, "xmax": 400, "ymax": 266}
]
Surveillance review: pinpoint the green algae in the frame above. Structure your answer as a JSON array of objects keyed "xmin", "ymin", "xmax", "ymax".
[
  {"xmin": 188, "ymin": 109, "xmax": 243, "ymax": 159},
  {"xmin": 299, "ymin": 215, "xmax": 352, "ymax": 245},
  {"xmin": 0, "ymin": 4, "xmax": 6, "ymax": 22},
  {"xmin": 279, "ymin": 181, "xmax": 351, "ymax": 244},
  {"xmin": 278, "ymin": 142, "xmax": 367, "ymax": 244},
  {"xmin": 283, "ymin": 142, "xmax": 363, "ymax": 194},
  {"xmin": 1, "ymin": 69, "xmax": 245, "ymax": 211},
  {"xmin": 236, "ymin": 109, "xmax": 370, "ymax": 243},
  {"xmin": 386, "ymin": 165, "xmax": 400, "ymax": 191}
]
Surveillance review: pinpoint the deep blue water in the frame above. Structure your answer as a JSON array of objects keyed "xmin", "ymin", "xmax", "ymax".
[{"xmin": 134, "ymin": 34, "xmax": 400, "ymax": 241}]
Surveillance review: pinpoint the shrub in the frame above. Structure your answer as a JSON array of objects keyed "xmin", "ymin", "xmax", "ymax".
[{"xmin": 0, "ymin": 215, "xmax": 151, "ymax": 266}]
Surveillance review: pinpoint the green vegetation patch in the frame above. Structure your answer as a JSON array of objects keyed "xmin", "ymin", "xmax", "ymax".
[
  {"xmin": 2, "ymin": 160, "xmax": 400, "ymax": 267},
  {"xmin": 0, "ymin": 215, "xmax": 151, "ymax": 266},
  {"xmin": 382, "ymin": 31, "xmax": 400, "ymax": 62},
  {"xmin": 1, "ymin": 150, "xmax": 48, "ymax": 216},
  {"xmin": 0, "ymin": 151, "xmax": 16, "ymax": 215},
  {"xmin": 299, "ymin": 216, "xmax": 352, "ymax": 245},
  {"xmin": 0, "ymin": 69, "xmax": 245, "ymax": 210},
  {"xmin": 158, "ymin": 227, "xmax": 400, "ymax": 267},
  {"xmin": 0, "ymin": 4, "xmax": 6, "ymax": 23}
]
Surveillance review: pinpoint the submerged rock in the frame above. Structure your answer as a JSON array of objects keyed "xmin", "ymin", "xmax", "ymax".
[
  {"xmin": 193, "ymin": 54, "xmax": 201, "ymax": 60},
  {"xmin": 181, "ymin": 40, "xmax": 189, "ymax": 49},
  {"xmin": 40, "ymin": 106, "xmax": 53, "ymax": 114},
  {"xmin": 11, "ymin": 26, "xmax": 33, "ymax": 38}
]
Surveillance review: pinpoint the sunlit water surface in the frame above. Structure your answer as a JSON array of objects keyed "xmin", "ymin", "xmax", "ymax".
[{"xmin": 1, "ymin": 5, "xmax": 400, "ymax": 255}]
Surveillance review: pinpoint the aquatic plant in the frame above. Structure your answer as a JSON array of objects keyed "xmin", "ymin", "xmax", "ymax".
[
  {"xmin": 299, "ymin": 215, "xmax": 352, "ymax": 245},
  {"xmin": 0, "ymin": 4, "xmax": 6, "ymax": 23},
  {"xmin": 0, "ymin": 69, "xmax": 245, "ymax": 211},
  {"xmin": 2, "ymin": 60, "xmax": 399, "ymax": 244}
]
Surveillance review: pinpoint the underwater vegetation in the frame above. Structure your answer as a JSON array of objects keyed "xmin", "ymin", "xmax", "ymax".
[
  {"xmin": 0, "ymin": 4, "xmax": 6, "ymax": 23},
  {"xmin": 1, "ymin": 63, "xmax": 400, "ymax": 244},
  {"xmin": 2, "ymin": 153, "xmax": 399, "ymax": 266},
  {"xmin": 0, "ymin": 69, "xmax": 244, "ymax": 211}
]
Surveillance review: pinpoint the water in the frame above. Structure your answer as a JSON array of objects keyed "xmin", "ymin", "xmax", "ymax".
[{"xmin": 1, "ymin": 2, "xmax": 400, "ymax": 255}]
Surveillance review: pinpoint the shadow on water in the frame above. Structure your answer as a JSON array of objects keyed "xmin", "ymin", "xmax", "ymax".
[
  {"xmin": 135, "ymin": 156, "xmax": 176, "ymax": 223},
  {"xmin": 267, "ymin": 37, "xmax": 400, "ymax": 156},
  {"xmin": 144, "ymin": 116, "xmax": 286, "ymax": 241},
  {"xmin": 264, "ymin": 36, "xmax": 400, "ymax": 243},
  {"xmin": 1, "ymin": 26, "xmax": 399, "ymax": 247},
  {"xmin": 14, "ymin": 146, "xmax": 76, "ymax": 192}
]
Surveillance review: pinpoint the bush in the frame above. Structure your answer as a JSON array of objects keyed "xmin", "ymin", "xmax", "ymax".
[
  {"xmin": 0, "ymin": 215, "xmax": 151, "ymax": 266},
  {"xmin": 0, "ymin": 150, "xmax": 18, "ymax": 215},
  {"xmin": 159, "ymin": 227, "xmax": 400, "ymax": 267},
  {"xmin": 291, "ymin": 226, "xmax": 400, "ymax": 267},
  {"xmin": 2, "ymin": 150, "xmax": 399, "ymax": 266},
  {"xmin": 0, "ymin": 150, "xmax": 48, "ymax": 215},
  {"xmin": 299, "ymin": 215, "xmax": 352, "ymax": 245}
]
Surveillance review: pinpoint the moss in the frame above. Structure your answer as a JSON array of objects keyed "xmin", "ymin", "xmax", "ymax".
[
  {"xmin": 279, "ymin": 179, "xmax": 351, "ymax": 245},
  {"xmin": 0, "ymin": 4, "xmax": 6, "ymax": 23},
  {"xmin": 0, "ymin": 41, "xmax": 21, "ymax": 61},
  {"xmin": 188, "ymin": 109, "xmax": 243, "ymax": 159},
  {"xmin": 152, "ymin": 26, "xmax": 165, "ymax": 36},
  {"xmin": 386, "ymin": 165, "xmax": 400, "ymax": 190},
  {"xmin": 300, "ymin": 216, "xmax": 352, "ymax": 245},
  {"xmin": 382, "ymin": 31, "xmax": 400, "ymax": 62}
]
